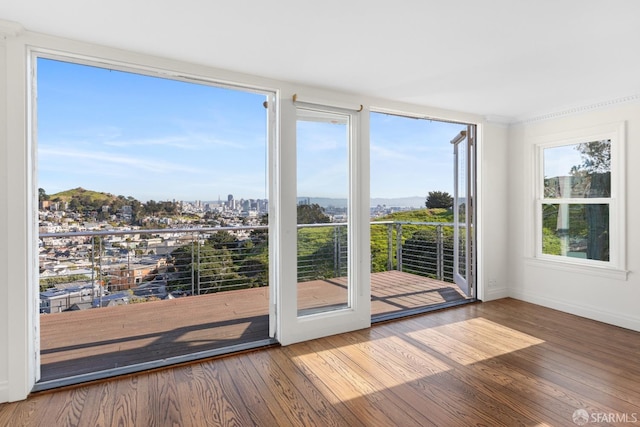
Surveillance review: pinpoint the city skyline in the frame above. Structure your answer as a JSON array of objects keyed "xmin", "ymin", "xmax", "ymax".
[
  {"xmin": 37, "ymin": 58, "xmax": 464, "ymax": 203},
  {"xmin": 38, "ymin": 187, "xmax": 426, "ymax": 211}
]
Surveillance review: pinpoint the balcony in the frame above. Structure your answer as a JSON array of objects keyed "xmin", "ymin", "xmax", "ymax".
[{"xmin": 38, "ymin": 222, "xmax": 469, "ymax": 385}]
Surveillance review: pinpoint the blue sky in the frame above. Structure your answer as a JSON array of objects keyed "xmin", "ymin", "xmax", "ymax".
[
  {"xmin": 297, "ymin": 113, "xmax": 349, "ymax": 200},
  {"xmin": 543, "ymin": 144, "xmax": 592, "ymax": 178},
  {"xmin": 38, "ymin": 58, "xmax": 465, "ymax": 203},
  {"xmin": 37, "ymin": 58, "xmax": 268, "ymax": 202},
  {"xmin": 370, "ymin": 113, "xmax": 464, "ymax": 199}
]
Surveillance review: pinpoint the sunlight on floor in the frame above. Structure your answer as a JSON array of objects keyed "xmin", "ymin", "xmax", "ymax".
[
  {"xmin": 291, "ymin": 316, "xmax": 546, "ymax": 405},
  {"xmin": 408, "ymin": 317, "xmax": 545, "ymax": 365},
  {"xmin": 291, "ymin": 335, "xmax": 452, "ymax": 403}
]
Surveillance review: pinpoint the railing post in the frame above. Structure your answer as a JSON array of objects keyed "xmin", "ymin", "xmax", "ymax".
[
  {"xmin": 127, "ymin": 249, "xmax": 132, "ymax": 291},
  {"xmin": 396, "ymin": 223, "xmax": 403, "ymax": 271},
  {"xmin": 197, "ymin": 235, "xmax": 202, "ymax": 295},
  {"xmin": 387, "ymin": 224, "xmax": 393, "ymax": 271},
  {"xmin": 191, "ymin": 240, "xmax": 195, "ymax": 296},
  {"xmin": 334, "ymin": 226, "xmax": 340, "ymax": 277},
  {"xmin": 91, "ymin": 236, "xmax": 96, "ymax": 305},
  {"xmin": 99, "ymin": 237, "xmax": 103, "ymax": 306},
  {"xmin": 437, "ymin": 224, "xmax": 444, "ymax": 281}
]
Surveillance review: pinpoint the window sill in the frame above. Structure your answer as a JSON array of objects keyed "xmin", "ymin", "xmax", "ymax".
[{"xmin": 525, "ymin": 257, "xmax": 629, "ymax": 281}]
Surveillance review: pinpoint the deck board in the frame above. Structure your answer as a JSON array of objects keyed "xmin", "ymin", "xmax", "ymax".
[{"xmin": 39, "ymin": 271, "xmax": 467, "ymax": 381}]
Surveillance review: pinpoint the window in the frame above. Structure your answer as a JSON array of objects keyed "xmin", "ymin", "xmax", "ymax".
[{"xmin": 535, "ymin": 123, "xmax": 625, "ymax": 272}]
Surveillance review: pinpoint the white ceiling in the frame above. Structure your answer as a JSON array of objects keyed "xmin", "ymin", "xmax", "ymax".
[{"xmin": 1, "ymin": 0, "xmax": 639, "ymax": 122}]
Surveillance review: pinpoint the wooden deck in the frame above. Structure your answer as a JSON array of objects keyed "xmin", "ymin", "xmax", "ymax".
[
  {"xmin": 39, "ymin": 271, "xmax": 467, "ymax": 382},
  {"xmin": 5, "ymin": 298, "xmax": 640, "ymax": 426}
]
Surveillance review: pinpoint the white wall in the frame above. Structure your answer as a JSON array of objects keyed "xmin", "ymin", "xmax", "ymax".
[
  {"xmin": 0, "ymin": 31, "xmax": 10, "ymax": 404},
  {"xmin": 508, "ymin": 102, "xmax": 640, "ymax": 332},
  {"xmin": 479, "ymin": 122, "xmax": 510, "ymax": 301},
  {"xmin": 0, "ymin": 23, "xmax": 507, "ymax": 402},
  {"xmin": 1, "ymin": 22, "xmax": 36, "ymax": 403}
]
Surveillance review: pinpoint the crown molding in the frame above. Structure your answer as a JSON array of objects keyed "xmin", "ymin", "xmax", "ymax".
[
  {"xmin": 0, "ymin": 19, "xmax": 25, "ymax": 38},
  {"xmin": 516, "ymin": 94, "xmax": 640, "ymax": 124}
]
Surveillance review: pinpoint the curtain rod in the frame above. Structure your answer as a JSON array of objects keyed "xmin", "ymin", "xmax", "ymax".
[{"xmin": 293, "ymin": 94, "xmax": 363, "ymax": 112}]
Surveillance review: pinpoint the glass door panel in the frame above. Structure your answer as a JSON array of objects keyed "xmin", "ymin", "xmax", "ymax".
[
  {"xmin": 296, "ymin": 108, "xmax": 350, "ymax": 316},
  {"xmin": 277, "ymin": 103, "xmax": 368, "ymax": 346},
  {"xmin": 451, "ymin": 126, "xmax": 473, "ymax": 297}
]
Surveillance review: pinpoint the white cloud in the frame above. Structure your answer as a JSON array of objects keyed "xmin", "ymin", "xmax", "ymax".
[
  {"xmin": 39, "ymin": 147, "xmax": 207, "ymax": 175},
  {"xmin": 103, "ymin": 136, "xmax": 196, "ymax": 149}
]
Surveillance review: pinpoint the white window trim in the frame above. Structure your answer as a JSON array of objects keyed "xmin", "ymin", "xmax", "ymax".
[{"xmin": 530, "ymin": 122, "xmax": 627, "ymax": 279}]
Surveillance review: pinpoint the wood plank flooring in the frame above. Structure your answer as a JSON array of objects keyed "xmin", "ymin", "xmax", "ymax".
[
  {"xmin": 39, "ymin": 271, "xmax": 466, "ymax": 381},
  {"xmin": 3, "ymin": 298, "xmax": 639, "ymax": 426}
]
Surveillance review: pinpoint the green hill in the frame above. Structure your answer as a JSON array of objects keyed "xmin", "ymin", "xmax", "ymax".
[
  {"xmin": 43, "ymin": 187, "xmax": 178, "ymax": 220},
  {"xmin": 375, "ymin": 208, "xmax": 453, "ymax": 223},
  {"xmin": 49, "ymin": 187, "xmax": 117, "ymax": 205}
]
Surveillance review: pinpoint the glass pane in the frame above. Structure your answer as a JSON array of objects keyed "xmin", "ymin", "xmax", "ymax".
[
  {"xmin": 296, "ymin": 109, "xmax": 349, "ymax": 316},
  {"xmin": 456, "ymin": 137, "xmax": 467, "ymax": 279},
  {"xmin": 37, "ymin": 58, "xmax": 271, "ymax": 383},
  {"xmin": 541, "ymin": 203, "xmax": 609, "ymax": 261},
  {"xmin": 543, "ymin": 140, "xmax": 611, "ymax": 198}
]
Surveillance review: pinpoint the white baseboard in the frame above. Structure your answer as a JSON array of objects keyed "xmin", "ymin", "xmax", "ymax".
[
  {"xmin": 482, "ymin": 287, "xmax": 509, "ymax": 301},
  {"xmin": 509, "ymin": 289, "xmax": 640, "ymax": 332},
  {"xmin": 0, "ymin": 380, "xmax": 8, "ymax": 404}
]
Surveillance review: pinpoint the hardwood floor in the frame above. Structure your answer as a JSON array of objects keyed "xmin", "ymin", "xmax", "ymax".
[{"xmin": 3, "ymin": 298, "xmax": 639, "ymax": 426}]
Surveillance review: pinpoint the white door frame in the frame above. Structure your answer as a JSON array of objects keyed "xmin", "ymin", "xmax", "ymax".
[
  {"xmin": 275, "ymin": 98, "xmax": 370, "ymax": 345},
  {"xmin": 451, "ymin": 125, "xmax": 476, "ymax": 297}
]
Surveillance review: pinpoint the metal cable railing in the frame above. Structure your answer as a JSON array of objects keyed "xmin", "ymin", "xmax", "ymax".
[
  {"xmin": 370, "ymin": 221, "xmax": 463, "ymax": 282},
  {"xmin": 297, "ymin": 223, "xmax": 348, "ymax": 282},
  {"xmin": 39, "ymin": 226, "xmax": 269, "ymax": 312},
  {"xmin": 39, "ymin": 221, "xmax": 464, "ymax": 313}
]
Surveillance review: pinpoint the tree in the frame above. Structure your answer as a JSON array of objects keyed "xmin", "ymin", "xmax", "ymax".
[
  {"xmin": 38, "ymin": 188, "xmax": 49, "ymax": 202},
  {"xmin": 297, "ymin": 203, "xmax": 330, "ymax": 224},
  {"xmin": 68, "ymin": 197, "xmax": 81, "ymax": 211},
  {"xmin": 145, "ymin": 200, "xmax": 159, "ymax": 216},
  {"xmin": 574, "ymin": 140, "xmax": 611, "ymax": 260},
  {"xmin": 426, "ymin": 191, "xmax": 453, "ymax": 209},
  {"xmin": 169, "ymin": 242, "xmax": 244, "ymax": 294},
  {"xmin": 207, "ymin": 231, "xmax": 239, "ymax": 250},
  {"xmin": 575, "ymin": 140, "xmax": 610, "ymax": 174}
]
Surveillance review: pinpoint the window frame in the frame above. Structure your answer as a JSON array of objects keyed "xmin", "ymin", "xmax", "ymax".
[
  {"xmin": 29, "ymin": 48, "xmax": 281, "ymax": 389},
  {"xmin": 533, "ymin": 122, "xmax": 626, "ymax": 276}
]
